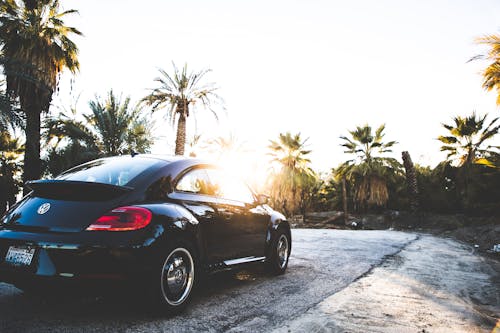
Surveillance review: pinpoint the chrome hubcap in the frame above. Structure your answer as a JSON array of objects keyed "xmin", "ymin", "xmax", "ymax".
[
  {"xmin": 277, "ymin": 234, "xmax": 289, "ymax": 269},
  {"xmin": 161, "ymin": 248, "xmax": 194, "ymax": 306}
]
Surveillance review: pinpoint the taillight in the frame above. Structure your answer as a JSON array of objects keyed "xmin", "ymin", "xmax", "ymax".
[{"xmin": 86, "ymin": 206, "xmax": 152, "ymax": 231}]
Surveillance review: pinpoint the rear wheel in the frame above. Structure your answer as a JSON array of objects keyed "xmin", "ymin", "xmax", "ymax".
[
  {"xmin": 154, "ymin": 241, "xmax": 197, "ymax": 313},
  {"xmin": 266, "ymin": 229, "xmax": 290, "ymax": 275}
]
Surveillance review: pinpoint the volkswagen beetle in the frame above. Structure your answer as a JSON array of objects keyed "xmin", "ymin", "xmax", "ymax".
[{"xmin": 0, "ymin": 155, "xmax": 291, "ymax": 313}]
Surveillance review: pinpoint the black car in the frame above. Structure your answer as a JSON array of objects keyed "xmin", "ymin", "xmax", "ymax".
[{"xmin": 0, "ymin": 155, "xmax": 291, "ymax": 312}]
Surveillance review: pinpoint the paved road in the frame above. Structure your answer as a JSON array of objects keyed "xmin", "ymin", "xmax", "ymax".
[{"xmin": 0, "ymin": 229, "xmax": 497, "ymax": 332}]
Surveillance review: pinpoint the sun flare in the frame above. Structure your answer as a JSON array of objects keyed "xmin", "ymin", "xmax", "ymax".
[{"xmin": 211, "ymin": 150, "xmax": 272, "ymax": 194}]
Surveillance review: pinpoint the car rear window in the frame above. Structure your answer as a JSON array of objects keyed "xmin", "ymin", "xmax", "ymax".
[{"xmin": 56, "ymin": 157, "xmax": 162, "ymax": 186}]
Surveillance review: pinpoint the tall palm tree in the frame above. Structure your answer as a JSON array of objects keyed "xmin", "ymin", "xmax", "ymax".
[
  {"xmin": 337, "ymin": 124, "xmax": 400, "ymax": 211},
  {"xmin": 474, "ymin": 34, "xmax": 500, "ymax": 105},
  {"xmin": 142, "ymin": 62, "xmax": 221, "ymax": 156},
  {"xmin": 438, "ymin": 112, "xmax": 499, "ymax": 167},
  {"xmin": 268, "ymin": 132, "xmax": 316, "ymax": 217},
  {"xmin": 0, "ymin": 0, "xmax": 81, "ymax": 182},
  {"xmin": 45, "ymin": 90, "xmax": 154, "ymax": 175}
]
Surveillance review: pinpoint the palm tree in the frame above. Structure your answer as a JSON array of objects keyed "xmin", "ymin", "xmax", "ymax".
[
  {"xmin": 0, "ymin": 0, "xmax": 81, "ymax": 182},
  {"xmin": 337, "ymin": 124, "xmax": 400, "ymax": 211},
  {"xmin": 438, "ymin": 112, "xmax": 499, "ymax": 167},
  {"xmin": 45, "ymin": 90, "xmax": 154, "ymax": 175},
  {"xmin": 474, "ymin": 34, "xmax": 500, "ymax": 105},
  {"xmin": 268, "ymin": 132, "xmax": 316, "ymax": 217},
  {"xmin": 269, "ymin": 132, "xmax": 312, "ymax": 171},
  {"xmin": 44, "ymin": 100, "xmax": 99, "ymax": 176},
  {"xmin": 438, "ymin": 112, "xmax": 499, "ymax": 209},
  {"xmin": 142, "ymin": 63, "xmax": 221, "ymax": 156},
  {"xmin": 125, "ymin": 116, "xmax": 155, "ymax": 155},
  {"xmin": 85, "ymin": 91, "xmax": 154, "ymax": 156}
]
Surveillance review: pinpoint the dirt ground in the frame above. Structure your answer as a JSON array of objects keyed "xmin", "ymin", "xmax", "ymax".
[
  {"xmin": 294, "ymin": 211, "xmax": 500, "ymax": 258},
  {"xmin": 274, "ymin": 234, "xmax": 500, "ymax": 333}
]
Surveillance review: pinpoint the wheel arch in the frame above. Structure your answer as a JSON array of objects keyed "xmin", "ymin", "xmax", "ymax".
[{"xmin": 265, "ymin": 212, "xmax": 292, "ymax": 257}]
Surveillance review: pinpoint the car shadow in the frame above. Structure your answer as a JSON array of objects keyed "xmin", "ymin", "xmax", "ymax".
[{"xmin": 0, "ymin": 265, "xmax": 271, "ymax": 321}]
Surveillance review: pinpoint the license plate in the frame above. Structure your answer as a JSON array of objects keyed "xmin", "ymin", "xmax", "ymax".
[{"xmin": 5, "ymin": 246, "xmax": 35, "ymax": 267}]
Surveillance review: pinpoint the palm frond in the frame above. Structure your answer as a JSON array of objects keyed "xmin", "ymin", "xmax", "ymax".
[{"xmin": 439, "ymin": 111, "xmax": 499, "ymax": 167}]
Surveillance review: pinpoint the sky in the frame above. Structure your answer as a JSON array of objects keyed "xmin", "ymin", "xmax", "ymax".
[{"xmin": 56, "ymin": 0, "xmax": 500, "ymax": 173}]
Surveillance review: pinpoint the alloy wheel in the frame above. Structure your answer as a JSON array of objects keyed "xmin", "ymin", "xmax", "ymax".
[
  {"xmin": 160, "ymin": 247, "xmax": 195, "ymax": 306},
  {"xmin": 277, "ymin": 234, "xmax": 289, "ymax": 269}
]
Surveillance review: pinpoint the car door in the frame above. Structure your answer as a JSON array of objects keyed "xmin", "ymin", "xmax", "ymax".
[
  {"xmin": 206, "ymin": 169, "xmax": 270, "ymax": 261},
  {"xmin": 167, "ymin": 168, "xmax": 220, "ymax": 260}
]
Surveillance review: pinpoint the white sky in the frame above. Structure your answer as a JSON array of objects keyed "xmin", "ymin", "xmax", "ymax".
[{"xmin": 56, "ymin": 0, "xmax": 500, "ymax": 172}]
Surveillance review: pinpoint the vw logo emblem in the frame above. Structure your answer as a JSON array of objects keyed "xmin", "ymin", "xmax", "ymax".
[{"xmin": 37, "ymin": 203, "xmax": 51, "ymax": 215}]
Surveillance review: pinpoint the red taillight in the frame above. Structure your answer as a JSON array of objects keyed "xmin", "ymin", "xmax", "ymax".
[{"xmin": 86, "ymin": 206, "xmax": 152, "ymax": 231}]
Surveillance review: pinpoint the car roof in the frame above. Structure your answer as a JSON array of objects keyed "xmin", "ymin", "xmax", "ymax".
[
  {"xmin": 89, "ymin": 154, "xmax": 206, "ymax": 164},
  {"xmin": 132, "ymin": 154, "xmax": 214, "ymax": 167},
  {"xmin": 124, "ymin": 154, "xmax": 219, "ymax": 189},
  {"xmin": 131, "ymin": 154, "xmax": 187, "ymax": 162}
]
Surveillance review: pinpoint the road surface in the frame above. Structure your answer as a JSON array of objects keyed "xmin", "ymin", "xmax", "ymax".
[{"xmin": 0, "ymin": 229, "xmax": 498, "ymax": 332}]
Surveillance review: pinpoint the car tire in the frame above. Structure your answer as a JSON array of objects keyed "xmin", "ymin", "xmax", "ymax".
[
  {"xmin": 266, "ymin": 229, "xmax": 290, "ymax": 275},
  {"xmin": 153, "ymin": 240, "xmax": 197, "ymax": 313}
]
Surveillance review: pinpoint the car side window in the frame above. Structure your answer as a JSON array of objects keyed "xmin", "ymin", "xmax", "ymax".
[
  {"xmin": 175, "ymin": 168, "xmax": 219, "ymax": 196},
  {"xmin": 206, "ymin": 169, "xmax": 255, "ymax": 204}
]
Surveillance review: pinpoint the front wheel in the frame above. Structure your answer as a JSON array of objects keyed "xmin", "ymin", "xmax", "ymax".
[
  {"xmin": 266, "ymin": 230, "xmax": 290, "ymax": 275},
  {"xmin": 154, "ymin": 241, "xmax": 196, "ymax": 313}
]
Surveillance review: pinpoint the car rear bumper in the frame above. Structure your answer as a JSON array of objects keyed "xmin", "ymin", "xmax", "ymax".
[{"xmin": 0, "ymin": 228, "xmax": 162, "ymax": 287}]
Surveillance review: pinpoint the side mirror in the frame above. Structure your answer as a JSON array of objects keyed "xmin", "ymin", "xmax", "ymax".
[{"xmin": 256, "ymin": 194, "xmax": 269, "ymax": 205}]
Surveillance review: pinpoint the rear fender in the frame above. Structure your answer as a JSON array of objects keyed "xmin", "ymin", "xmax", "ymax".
[{"xmin": 137, "ymin": 203, "xmax": 203, "ymax": 258}]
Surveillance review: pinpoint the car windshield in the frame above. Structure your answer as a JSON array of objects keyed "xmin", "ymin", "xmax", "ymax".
[{"xmin": 56, "ymin": 157, "xmax": 161, "ymax": 186}]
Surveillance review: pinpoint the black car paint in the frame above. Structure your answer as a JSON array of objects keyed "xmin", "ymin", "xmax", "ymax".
[{"xmin": 0, "ymin": 155, "xmax": 291, "ymax": 288}]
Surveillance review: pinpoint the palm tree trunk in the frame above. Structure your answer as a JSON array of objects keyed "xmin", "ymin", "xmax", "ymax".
[
  {"xmin": 342, "ymin": 176, "xmax": 348, "ymax": 224},
  {"xmin": 402, "ymin": 151, "xmax": 419, "ymax": 213},
  {"xmin": 462, "ymin": 163, "xmax": 470, "ymax": 210},
  {"xmin": 300, "ymin": 188, "xmax": 307, "ymax": 223},
  {"xmin": 175, "ymin": 112, "xmax": 187, "ymax": 156},
  {"xmin": 23, "ymin": 103, "xmax": 41, "ymax": 184}
]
